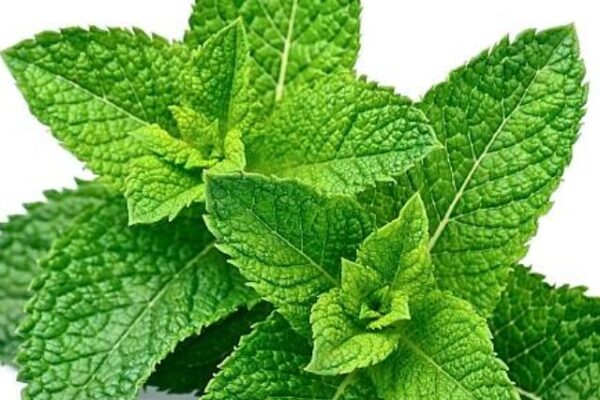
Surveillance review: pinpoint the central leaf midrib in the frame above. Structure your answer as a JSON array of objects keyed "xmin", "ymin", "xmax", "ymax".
[
  {"xmin": 398, "ymin": 335, "xmax": 476, "ymax": 399},
  {"xmin": 4, "ymin": 53, "xmax": 150, "ymax": 128},
  {"xmin": 516, "ymin": 387, "xmax": 543, "ymax": 400},
  {"xmin": 427, "ymin": 34, "xmax": 568, "ymax": 252},
  {"xmin": 221, "ymin": 182, "xmax": 338, "ymax": 286},
  {"xmin": 274, "ymin": 0, "xmax": 298, "ymax": 102},
  {"xmin": 69, "ymin": 242, "xmax": 215, "ymax": 399},
  {"xmin": 332, "ymin": 371, "xmax": 358, "ymax": 400}
]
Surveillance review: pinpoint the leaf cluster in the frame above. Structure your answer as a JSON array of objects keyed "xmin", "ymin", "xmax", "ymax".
[{"xmin": 0, "ymin": 1, "xmax": 597, "ymax": 399}]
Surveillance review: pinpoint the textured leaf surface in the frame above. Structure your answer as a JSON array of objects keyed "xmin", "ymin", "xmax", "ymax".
[
  {"xmin": 131, "ymin": 124, "xmax": 212, "ymax": 170},
  {"xmin": 169, "ymin": 105, "xmax": 219, "ymax": 155},
  {"xmin": 358, "ymin": 194, "xmax": 434, "ymax": 297},
  {"xmin": 122, "ymin": 22, "xmax": 253, "ymax": 224},
  {"xmin": 205, "ymin": 172, "xmax": 374, "ymax": 337},
  {"xmin": 2, "ymin": 28, "xmax": 193, "ymax": 190},
  {"xmin": 183, "ymin": 20, "xmax": 256, "ymax": 137},
  {"xmin": 307, "ymin": 197, "xmax": 432, "ymax": 376},
  {"xmin": 0, "ymin": 182, "xmax": 110, "ymax": 364},
  {"xmin": 17, "ymin": 201, "xmax": 256, "ymax": 400},
  {"xmin": 370, "ymin": 291, "xmax": 518, "ymax": 400},
  {"xmin": 148, "ymin": 303, "xmax": 272, "ymax": 395},
  {"xmin": 125, "ymin": 156, "xmax": 205, "ymax": 225},
  {"xmin": 247, "ymin": 75, "xmax": 439, "ymax": 195},
  {"xmin": 491, "ymin": 265, "xmax": 600, "ymax": 399},
  {"xmin": 203, "ymin": 313, "xmax": 379, "ymax": 400},
  {"xmin": 393, "ymin": 26, "xmax": 586, "ymax": 314},
  {"xmin": 186, "ymin": 0, "xmax": 361, "ymax": 111},
  {"xmin": 307, "ymin": 285, "xmax": 405, "ymax": 375}
]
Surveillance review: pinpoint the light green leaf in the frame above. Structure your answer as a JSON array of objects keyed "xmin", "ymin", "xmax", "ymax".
[
  {"xmin": 2, "ymin": 28, "xmax": 193, "ymax": 190},
  {"xmin": 0, "ymin": 182, "xmax": 111, "ymax": 364},
  {"xmin": 210, "ymin": 129, "xmax": 247, "ymax": 173},
  {"xmin": 169, "ymin": 105, "xmax": 220, "ymax": 156},
  {"xmin": 340, "ymin": 259, "xmax": 383, "ymax": 297},
  {"xmin": 393, "ymin": 26, "xmax": 587, "ymax": 315},
  {"xmin": 370, "ymin": 291, "xmax": 519, "ymax": 400},
  {"xmin": 125, "ymin": 156, "xmax": 205, "ymax": 225},
  {"xmin": 186, "ymin": 0, "xmax": 361, "ymax": 111},
  {"xmin": 203, "ymin": 313, "xmax": 379, "ymax": 400},
  {"xmin": 307, "ymin": 196, "xmax": 433, "ymax": 376},
  {"xmin": 204, "ymin": 172, "xmax": 374, "ymax": 337},
  {"xmin": 148, "ymin": 303, "xmax": 272, "ymax": 396},
  {"xmin": 358, "ymin": 194, "xmax": 434, "ymax": 297},
  {"xmin": 17, "ymin": 201, "xmax": 256, "ymax": 400},
  {"xmin": 246, "ymin": 74, "xmax": 439, "ymax": 195},
  {"xmin": 306, "ymin": 285, "xmax": 406, "ymax": 375},
  {"xmin": 491, "ymin": 265, "xmax": 600, "ymax": 399},
  {"xmin": 131, "ymin": 124, "xmax": 213, "ymax": 169},
  {"xmin": 365, "ymin": 289, "xmax": 410, "ymax": 331},
  {"xmin": 183, "ymin": 20, "xmax": 256, "ymax": 138}
]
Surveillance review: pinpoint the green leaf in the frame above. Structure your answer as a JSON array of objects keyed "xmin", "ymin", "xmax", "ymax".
[
  {"xmin": 307, "ymin": 196, "xmax": 432, "ymax": 376},
  {"xmin": 123, "ymin": 22, "xmax": 256, "ymax": 224},
  {"xmin": 203, "ymin": 312, "xmax": 379, "ymax": 400},
  {"xmin": 148, "ymin": 303, "xmax": 272, "ymax": 396},
  {"xmin": 370, "ymin": 291, "xmax": 519, "ymax": 400},
  {"xmin": 364, "ymin": 289, "xmax": 410, "ymax": 330},
  {"xmin": 0, "ymin": 182, "xmax": 111, "ymax": 364},
  {"xmin": 340, "ymin": 258, "xmax": 383, "ymax": 297},
  {"xmin": 2, "ymin": 24, "xmax": 252, "ymax": 225},
  {"xmin": 2, "ymin": 28, "xmax": 193, "ymax": 190},
  {"xmin": 358, "ymin": 194, "xmax": 434, "ymax": 297},
  {"xmin": 131, "ymin": 124, "xmax": 213, "ymax": 169},
  {"xmin": 125, "ymin": 156, "xmax": 206, "ymax": 225},
  {"xmin": 210, "ymin": 129, "xmax": 247, "ymax": 173},
  {"xmin": 124, "ymin": 123, "xmax": 211, "ymax": 225},
  {"xmin": 393, "ymin": 26, "xmax": 587, "ymax": 315},
  {"xmin": 306, "ymin": 284, "xmax": 406, "ymax": 376},
  {"xmin": 17, "ymin": 201, "xmax": 256, "ymax": 400},
  {"xmin": 491, "ymin": 265, "xmax": 600, "ymax": 399},
  {"xmin": 186, "ymin": 0, "xmax": 361, "ymax": 111},
  {"xmin": 182, "ymin": 20, "xmax": 257, "ymax": 137},
  {"xmin": 169, "ymin": 105, "xmax": 220, "ymax": 155},
  {"xmin": 246, "ymin": 74, "xmax": 440, "ymax": 195},
  {"xmin": 204, "ymin": 172, "xmax": 374, "ymax": 337}
]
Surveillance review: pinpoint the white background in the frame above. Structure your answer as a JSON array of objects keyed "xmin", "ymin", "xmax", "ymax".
[{"xmin": 0, "ymin": 0, "xmax": 598, "ymax": 398}]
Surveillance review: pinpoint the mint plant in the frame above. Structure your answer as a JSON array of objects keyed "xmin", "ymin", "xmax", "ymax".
[{"xmin": 0, "ymin": 1, "xmax": 596, "ymax": 399}]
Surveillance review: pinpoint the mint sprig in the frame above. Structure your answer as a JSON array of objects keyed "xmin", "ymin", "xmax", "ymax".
[{"xmin": 0, "ymin": 1, "xmax": 595, "ymax": 399}]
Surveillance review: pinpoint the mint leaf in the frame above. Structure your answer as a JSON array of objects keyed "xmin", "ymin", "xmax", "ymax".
[
  {"xmin": 148, "ymin": 303, "xmax": 272, "ymax": 395},
  {"xmin": 186, "ymin": 0, "xmax": 361, "ymax": 111},
  {"xmin": 169, "ymin": 105, "xmax": 220, "ymax": 155},
  {"xmin": 124, "ymin": 124, "xmax": 212, "ymax": 224},
  {"xmin": 307, "ymin": 195, "xmax": 432, "ymax": 376},
  {"xmin": 210, "ymin": 129, "xmax": 247, "ymax": 173},
  {"xmin": 246, "ymin": 74, "xmax": 439, "ymax": 195},
  {"xmin": 131, "ymin": 124, "xmax": 213, "ymax": 169},
  {"xmin": 364, "ymin": 289, "xmax": 410, "ymax": 330},
  {"xmin": 17, "ymin": 201, "xmax": 256, "ymax": 400},
  {"xmin": 205, "ymin": 172, "xmax": 374, "ymax": 337},
  {"xmin": 125, "ymin": 156, "xmax": 206, "ymax": 225},
  {"xmin": 2, "ymin": 28, "xmax": 193, "ymax": 190},
  {"xmin": 391, "ymin": 26, "xmax": 587, "ymax": 315},
  {"xmin": 124, "ymin": 21, "xmax": 255, "ymax": 224},
  {"xmin": 203, "ymin": 313, "xmax": 379, "ymax": 400},
  {"xmin": 306, "ymin": 277, "xmax": 407, "ymax": 375},
  {"xmin": 0, "ymin": 182, "xmax": 111, "ymax": 364},
  {"xmin": 183, "ymin": 20, "xmax": 257, "ymax": 138},
  {"xmin": 2, "ymin": 24, "xmax": 254, "ymax": 225},
  {"xmin": 491, "ymin": 265, "xmax": 600, "ymax": 399},
  {"xmin": 358, "ymin": 194, "xmax": 434, "ymax": 297},
  {"xmin": 370, "ymin": 291, "xmax": 518, "ymax": 400}
]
